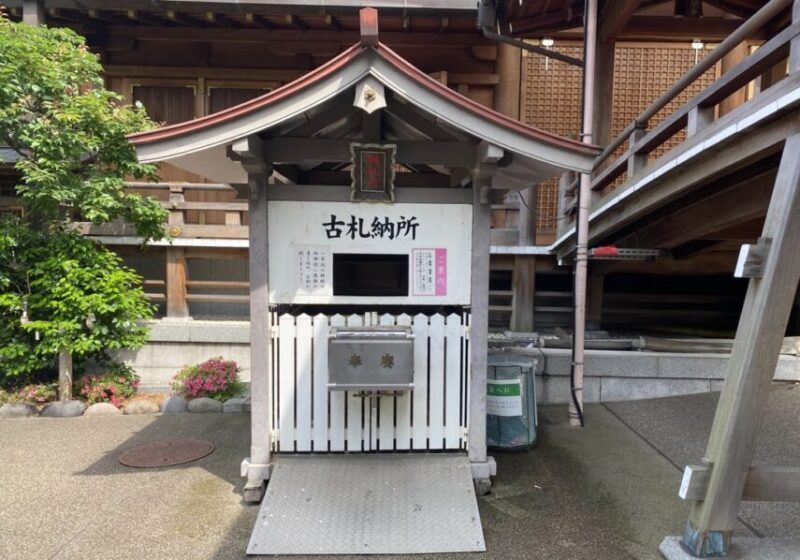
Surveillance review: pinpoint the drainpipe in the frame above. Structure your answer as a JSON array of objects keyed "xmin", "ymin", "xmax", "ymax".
[{"xmin": 570, "ymin": 0, "xmax": 598, "ymax": 427}]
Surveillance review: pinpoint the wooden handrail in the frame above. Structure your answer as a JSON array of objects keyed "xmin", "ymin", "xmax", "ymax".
[
  {"xmin": 592, "ymin": 0, "xmax": 793, "ymax": 172},
  {"xmin": 590, "ymin": 14, "xmax": 800, "ymax": 193},
  {"xmin": 125, "ymin": 181, "xmax": 235, "ymax": 192}
]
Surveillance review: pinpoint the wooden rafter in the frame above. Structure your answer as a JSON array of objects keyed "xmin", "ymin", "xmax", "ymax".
[{"xmin": 599, "ymin": 0, "xmax": 641, "ymax": 42}]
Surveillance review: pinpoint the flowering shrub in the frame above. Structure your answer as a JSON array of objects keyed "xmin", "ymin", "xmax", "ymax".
[
  {"xmin": 76, "ymin": 364, "xmax": 140, "ymax": 408},
  {"xmin": 171, "ymin": 357, "xmax": 243, "ymax": 401},
  {"xmin": 0, "ymin": 387, "xmax": 18, "ymax": 404},
  {"xmin": 16, "ymin": 383, "xmax": 58, "ymax": 404}
]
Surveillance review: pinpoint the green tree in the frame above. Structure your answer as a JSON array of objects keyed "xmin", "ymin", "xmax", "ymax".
[{"xmin": 0, "ymin": 15, "xmax": 167, "ymax": 383}]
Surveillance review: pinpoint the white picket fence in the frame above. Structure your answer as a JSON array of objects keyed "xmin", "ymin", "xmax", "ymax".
[{"xmin": 270, "ymin": 312, "xmax": 470, "ymax": 453}]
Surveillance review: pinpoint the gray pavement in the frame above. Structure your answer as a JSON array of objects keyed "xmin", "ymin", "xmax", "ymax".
[
  {"xmin": 1, "ymin": 387, "xmax": 796, "ymax": 560},
  {"xmin": 606, "ymin": 383, "xmax": 800, "ymax": 539}
]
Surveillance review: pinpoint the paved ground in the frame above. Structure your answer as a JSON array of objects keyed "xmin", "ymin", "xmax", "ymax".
[{"xmin": 1, "ymin": 384, "xmax": 798, "ymax": 559}]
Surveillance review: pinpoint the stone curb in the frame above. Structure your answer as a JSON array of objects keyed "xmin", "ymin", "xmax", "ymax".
[{"xmin": 0, "ymin": 395, "xmax": 251, "ymax": 419}]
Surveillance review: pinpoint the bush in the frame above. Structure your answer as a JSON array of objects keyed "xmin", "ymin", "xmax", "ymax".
[
  {"xmin": 76, "ymin": 364, "xmax": 140, "ymax": 408},
  {"xmin": 15, "ymin": 383, "xmax": 58, "ymax": 405},
  {"xmin": 171, "ymin": 357, "xmax": 243, "ymax": 401}
]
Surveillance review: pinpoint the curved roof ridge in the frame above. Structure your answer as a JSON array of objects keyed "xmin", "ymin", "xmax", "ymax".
[
  {"xmin": 128, "ymin": 40, "xmax": 599, "ymax": 165},
  {"xmin": 129, "ymin": 42, "xmax": 366, "ymax": 146},
  {"xmin": 373, "ymin": 42, "xmax": 597, "ymax": 155}
]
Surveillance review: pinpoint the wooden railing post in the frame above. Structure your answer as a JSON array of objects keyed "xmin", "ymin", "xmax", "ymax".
[
  {"xmin": 626, "ymin": 124, "xmax": 648, "ymax": 178},
  {"xmin": 165, "ymin": 184, "xmax": 189, "ymax": 318},
  {"xmin": 687, "ymin": 105, "xmax": 715, "ymax": 137}
]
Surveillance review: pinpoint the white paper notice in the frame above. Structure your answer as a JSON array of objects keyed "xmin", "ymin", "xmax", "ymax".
[
  {"xmin": 294, "ymin": 245, "xmax": 332, "ymax": 295},
  {"xmin": 487, "ymin": 379, "xmax": 523, "ymax": 417},
  {"xmin": 412, "ymin": 248, "xmax": 447, "ymax": 296}
]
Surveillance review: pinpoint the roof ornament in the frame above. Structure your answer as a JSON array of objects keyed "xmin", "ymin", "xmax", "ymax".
[
  {"xmin": 353, "ymin": 76, "xmax": 386, "ymax": 114},
  {"xmin": 359, "ymin": 7, "xmax": 379, "ymax": 47}
]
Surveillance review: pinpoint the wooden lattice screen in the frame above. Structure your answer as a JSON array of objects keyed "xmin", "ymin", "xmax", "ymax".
[{"xmin": 521, "ymin": 43, "xmax": 719, "ymax": 233}]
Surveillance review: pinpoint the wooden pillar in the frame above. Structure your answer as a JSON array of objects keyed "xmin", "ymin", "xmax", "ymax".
[
  {"xmin": 468, "ymin": 145, "xmax": 501, "ymax": 493},
  {"xmin": 511, "ymin": 187, "xmax": 537, "ymax": 332},
  {"xmin": 494, "ymin": 43, "xmax": 520, "ymax": 117},
  {"xmin": 22, "ymin": 0, "xmax": 44, "ymax": 26},
  {"xmin": 232, "ymin": 136, "xmax": 274, "ymax": 503},
  {"xmin": 758, "ymin": 59, "xmax": 788, "ymax": 92},
  {"xmin": 718, "ymin": 42, "xmax": 750, "ymax": 117},
  {"xmin": 495, "ymin": 43, "xmax": 536, "ymax": 332},
  {"xmin": 586, "ymin": 273, "xmax": 604, "ymax": 329},
  {"xmin": 592, "ymin": 40, "xmax": 616, "ymax": 148},
  {"xmin": 165, "ymin": 185, "xmax": 189, "ymax": 318}
]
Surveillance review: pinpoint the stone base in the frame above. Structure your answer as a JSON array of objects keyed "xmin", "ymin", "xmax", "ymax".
[{"xmin": 661, "ymin": 536, "xmax": 800, "ymax": 559}]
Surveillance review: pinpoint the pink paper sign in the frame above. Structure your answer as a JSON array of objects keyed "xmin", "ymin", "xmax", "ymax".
[{"xmin": 435, "ymin": 248, "xmax": 447, "ymax": 296}]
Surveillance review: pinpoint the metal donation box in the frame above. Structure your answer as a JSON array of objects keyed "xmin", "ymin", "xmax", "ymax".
[{"xmin": 328, "ymin": 326, "xmax": 415, "ymax": 391}]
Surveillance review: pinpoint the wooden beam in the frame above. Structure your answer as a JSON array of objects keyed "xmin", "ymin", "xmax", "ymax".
[
  {"xmin": 103, "ymin": 64, "xmax": 301, "ymax": 82},
  {"xmin": 621, "ymin": 16, "xmax": 766, "ymax": 41},
  {"xmin": 703, "ymin": 0, "xmax": 757, "ymax": 19},
  {"xmin": 681, "ymin": 464, "xmax": 800, "ymax": 502},
  {"xmin": 384, "ymin": 98, "xmax": 462, "ymax": 141},
  {"xmin": 360, "ymin": 7, "xmax": 379, "ymax": 46},
  {"xmin": 126, "ymin": 10, "xmax": 167, "ymax": 27},
  {"xmin": 164, "ymin": 10, "xmax": 198, "ymax": 27},
  {"xmin": 683, "ymin": 132, "xmax": 800, "ymax": 555},
  {"xmin": 284, "ymin": 14, "xmax": 309, "ymax": 31},
  {"xmin": 103, "ymin": 25, "xmax": 486, "ymax": 48},
  {"xmin": 629, "ymin": 170, "xmax": 775, "ymax": 249},
  {"xmin": 299, "ymin": 170, "xmax": 451, "ymax": 188},
  {"xmin": 281, "ymin": 97, "xmax": 354, "ymax": 138},
  {"xmin": 262, "ymin": 138, "xmax": 477, "ymax": 166},
  {"xmin": 244, "ymin": 13, "xmax": 273, "ymax": 29},
  {"xmin": 599, "ymin": 0, "xmax": 641, "ymax": 43},
  {"xmin": 324, "ymin": 14, "xmax": 342, "ymax": 32}
]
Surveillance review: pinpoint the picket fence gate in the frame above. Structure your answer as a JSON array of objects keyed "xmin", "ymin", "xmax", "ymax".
[{"xmin": 270, "ymin": 312, "xmax": 470, "ymax": 453}]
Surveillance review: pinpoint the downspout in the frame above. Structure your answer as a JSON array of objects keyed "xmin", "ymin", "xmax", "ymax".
[{"xmin": 569, "ymin": 0, "xmax": 598, "ymax": 427}]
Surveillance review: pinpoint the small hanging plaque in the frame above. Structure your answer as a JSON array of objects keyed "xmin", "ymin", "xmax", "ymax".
[{"xmin": 350, "ymin": 143, "xmax": 396, "ymax": 203}]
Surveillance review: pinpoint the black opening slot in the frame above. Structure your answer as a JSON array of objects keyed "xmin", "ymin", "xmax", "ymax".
[{"xmin": 333, "ymin": 253, "xmax": 409, "ymax": 297}]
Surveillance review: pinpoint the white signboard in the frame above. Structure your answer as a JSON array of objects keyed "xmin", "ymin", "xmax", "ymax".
[
  {"xmin": 268, "ymin": 201, "xmax": 472, "ymax": 305},
  {"xmin": 487, "ymin": 379, "xmax": 523, "ymax": 417}
]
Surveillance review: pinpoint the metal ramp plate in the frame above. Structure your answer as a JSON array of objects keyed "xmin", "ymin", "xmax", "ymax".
[{"xmin": 247, "ymin": 454, "xmax": 486, "ymax": 555}]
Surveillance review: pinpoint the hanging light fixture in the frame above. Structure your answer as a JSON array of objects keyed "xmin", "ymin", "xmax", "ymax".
[
  {"xmin": 541, "ymin": 37, "xmax": 555, "ymax": 70},
  {"xmin": 691, "ymin": 38, "xmax": 705, "ymax": 64}
]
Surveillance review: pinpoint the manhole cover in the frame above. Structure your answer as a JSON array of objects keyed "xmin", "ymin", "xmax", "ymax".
[{"xmin": 119, "ymin": 439, "xmax": 214, "ymax": 468}]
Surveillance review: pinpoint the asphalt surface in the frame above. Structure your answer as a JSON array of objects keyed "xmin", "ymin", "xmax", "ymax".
[
  {"xmin": 606, "ymin": 383, "xmax": 800, "ymax": 540},
  {"xmin": 1, "ymin": 386, "xmax": 797, "ymax": 559}
]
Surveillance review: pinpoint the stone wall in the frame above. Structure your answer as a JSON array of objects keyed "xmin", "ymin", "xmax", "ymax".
[
  {"xmin": 114, "ymin": 320, "xmax": 251, "ymax": 392},
  {"xmin": 119, "ymin": 320, "xmax": 800, "ymax": 402}
]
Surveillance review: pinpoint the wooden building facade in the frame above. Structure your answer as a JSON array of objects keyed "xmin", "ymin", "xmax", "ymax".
[{"xmin": 2, "ymin": 0, "xmax": 789, "ymax": 336}]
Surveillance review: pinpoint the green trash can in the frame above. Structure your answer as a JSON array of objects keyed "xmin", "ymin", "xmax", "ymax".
[{"xmin": 486, "ymin": 355, "xmax": 538, "ymax": 450}]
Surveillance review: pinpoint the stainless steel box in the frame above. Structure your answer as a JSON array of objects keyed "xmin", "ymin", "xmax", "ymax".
[{"xmin": 328, "ymin": 326, "xmax": 414, "ymax": 391}]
